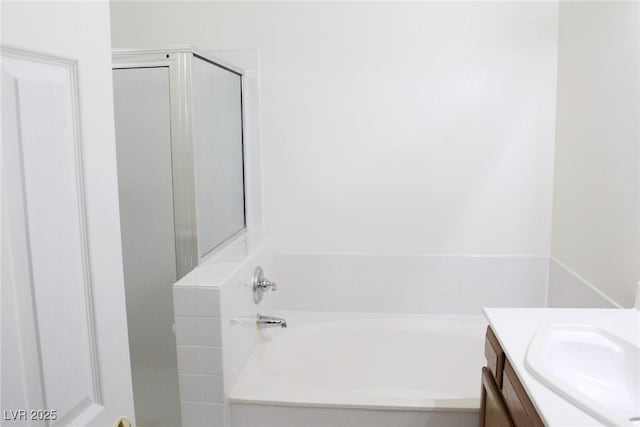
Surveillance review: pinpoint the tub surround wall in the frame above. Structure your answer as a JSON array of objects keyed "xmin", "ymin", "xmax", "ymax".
[
  {"xmin": 547, "ymin": 258, "xmax": 621, "ymax": 309},
  {"xmin": 549, "ymin": 1, "xmax": 640, "ymax": 308},
  {"xmin": 217, "ymin": 237, "xmax": 277, "ymax": 400},
  {"xmin": 174, "ymin": 238, "xmax": 548, "ymax": 427},
  {"xmin": 173, "ymin": 233, "xmax": 276, "ymax": 427},
  {"xmin": 276, "ymin": 254, "xmax": 548, "ymax": 314},
  {"xmin": 174, "ymin": 285, "xmax": 225, "ymax": 427}
]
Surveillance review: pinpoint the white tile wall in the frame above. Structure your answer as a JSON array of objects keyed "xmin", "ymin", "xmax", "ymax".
[
  {"xmin": 218, "ymin": 236, "xmax": 278, "ymax": 424},
  {"xmin": 176, "ymin": 346, "xmax": 201, "ymax": 375},
  {"xmin": 174, "ymin": 232, "xmax": 275, "ymax": 427},
  {"xmin": 202, "ymin": 404, "xmax": 225, "ymax": 426},
  {"xmin": 174, "ymin": 287, "xmax": 221, "ymax": 317},
  {"xmin": 201, "ymin": 347, "xmax": 224, "ymax": 375},
  {"xmin": 179, "ymin": 374, "xmax": 204, "ymax": 402},
  {"xmin": 203, "ymin": 375, "xmax": 225, "ymax": 401},
  {"xmin": 173, "ymin": 285, "xmax": 225, "ymax": 427},
  {"xmin": 181, "ymin": 402, "xmax": 204, "ymax": 427},
  {"xmin": 181, "ymin": 402, "xmax": 226, "ymax": 427},
  {"xmin": 176, "ymin": 345, "xmax": 224, "ymax": 376},
  {"xmin": 175, "ymin": 317, "xmax": 222, "ymax": 346}
]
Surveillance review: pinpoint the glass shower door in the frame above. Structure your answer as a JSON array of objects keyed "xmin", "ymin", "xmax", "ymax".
[{"xmin": 191, "ymin": 55, "xmax": 246, "ymax": 258}]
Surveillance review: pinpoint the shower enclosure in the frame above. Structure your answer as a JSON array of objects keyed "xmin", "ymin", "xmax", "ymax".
[{"xmin": 112, "ymin": 46, "xmax": 246, "ymax": 427}]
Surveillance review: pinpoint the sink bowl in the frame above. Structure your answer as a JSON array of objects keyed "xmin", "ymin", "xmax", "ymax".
[{"xmin": 525, "ymin": 324, "xmax": 640, "ymax": 426}]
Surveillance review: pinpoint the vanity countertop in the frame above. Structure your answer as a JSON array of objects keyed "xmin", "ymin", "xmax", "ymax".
[{"xmin": 483, "ymin": 307, "xmax": 640, "ymax": 427}]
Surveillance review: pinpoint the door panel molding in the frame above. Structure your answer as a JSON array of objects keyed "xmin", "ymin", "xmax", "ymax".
[{"xmin": 1, "ymin": 46, "xmax": 103, "ymax": 423}]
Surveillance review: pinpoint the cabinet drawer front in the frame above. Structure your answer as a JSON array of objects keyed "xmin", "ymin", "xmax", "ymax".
[
  {"xmin": 484, "ymin": 326, "xmax": 505, "ymax": 387},
  {"xmin": 502, "ymin": 360, "xmax": 545, "ymax": 427},
  {"xmin": 481, "ymin": 367, "xmax": 514, "ymax": 427}
]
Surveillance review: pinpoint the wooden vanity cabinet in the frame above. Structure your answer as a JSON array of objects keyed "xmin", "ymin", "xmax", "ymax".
[
  {"xmin": 480, "ymin": 327, "xmax": 545, "ymax": 427},
  {"xmin": 481, "ymin": 367, "xmax": 514, "ymax": 427},
  {"xmin": 484, "ymin": 326, "xmax": 505, "ymax": 388}
]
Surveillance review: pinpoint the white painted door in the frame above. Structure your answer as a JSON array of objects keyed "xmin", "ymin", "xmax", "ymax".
[{"xmin": 1, "ymin": 2, "xmax": 135, "ymax": 427}]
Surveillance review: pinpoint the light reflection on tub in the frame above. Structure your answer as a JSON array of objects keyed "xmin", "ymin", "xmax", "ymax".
[{"xmin": 230, "ymin": 311, "xmax": 487, "ymax": 411}]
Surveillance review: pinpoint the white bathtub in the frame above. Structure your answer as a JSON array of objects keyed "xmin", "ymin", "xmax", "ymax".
[{"xmin": 229, "ymin": 311, "xmax": 487, "ymax": 427}]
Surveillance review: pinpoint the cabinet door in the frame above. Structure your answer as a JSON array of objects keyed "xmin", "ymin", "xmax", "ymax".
[
  {"xmin": 502, "ymin": 360, "xmax": 545, "ymax": 427},
  {"xmin": 481, "ymin": 367, "xmax": 514, "ymax": 427},
  {"xmin": 485, "ymin": 327, "xmax": 505, "ymax": 387}
]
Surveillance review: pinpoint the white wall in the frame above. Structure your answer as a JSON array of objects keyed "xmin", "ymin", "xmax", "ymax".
[
  {"xmin": 110, "ymin": 1, "xmax": 559, "ymax": 256},
  {"xmin": 549, "ymin": 1, "xmax": 640, "ymax": 308}
]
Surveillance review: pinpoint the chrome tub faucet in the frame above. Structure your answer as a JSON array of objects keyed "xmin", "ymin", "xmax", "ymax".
[{"xmin": 256, "ymin": 314, "xmax": 287, "ymax": 329}]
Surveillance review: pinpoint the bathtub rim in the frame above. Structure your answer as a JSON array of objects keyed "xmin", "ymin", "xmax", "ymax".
[{"xmin": 227, "ymin": 396, "xmax": 481, "ymax": 413}]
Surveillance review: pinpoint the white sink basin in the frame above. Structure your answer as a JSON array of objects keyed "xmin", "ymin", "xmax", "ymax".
[{"xmin": 525, "ymin": 324, "xmax": 640, "ymax": 426}]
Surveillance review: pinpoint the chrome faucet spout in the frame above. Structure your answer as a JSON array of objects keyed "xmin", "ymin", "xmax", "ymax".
[{"xmin": 256, "ymin": 314, "xmax": 287, "ymax": 329}]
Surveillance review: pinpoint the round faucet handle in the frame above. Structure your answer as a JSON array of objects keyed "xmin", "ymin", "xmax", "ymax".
[
  {"xmin": 263, "ymin": 280, "xmax": 277, "ymax": 291},
  {"xmin": 252, "ymin": 266, "xmax": 278, "ymax": 304}
]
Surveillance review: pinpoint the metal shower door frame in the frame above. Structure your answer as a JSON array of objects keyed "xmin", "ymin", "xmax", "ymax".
[{"xmin": 112, "ymin": 45, "xmax": 246, "ymax": 278}]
